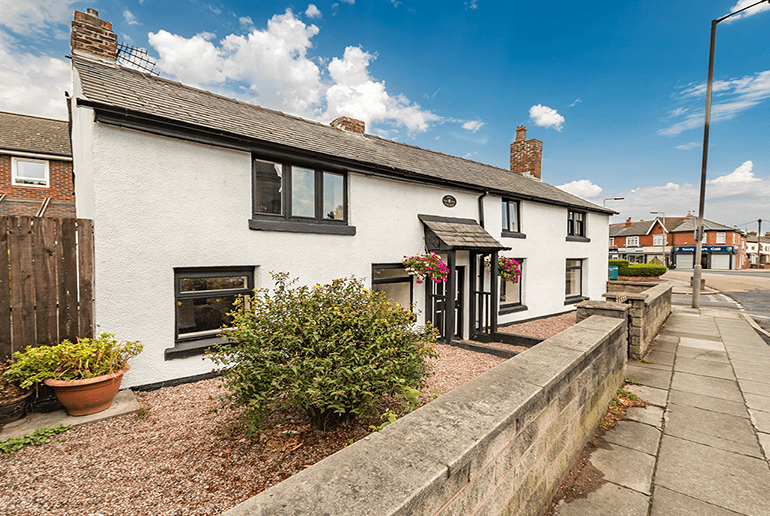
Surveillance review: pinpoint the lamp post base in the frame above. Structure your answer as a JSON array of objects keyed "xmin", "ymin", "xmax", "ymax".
[{"xmin": 691, "ymin": 264, "xmax": 702, "ymax": 308}]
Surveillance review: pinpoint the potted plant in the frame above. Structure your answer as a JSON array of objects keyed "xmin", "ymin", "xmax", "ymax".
[
  {"xmin": 403, "ymin": 252, "xmax": 449, "ymax": 284},
  {"xmin": 0, "ymin": 357, "xmax": 32, "ymax": 427},
  {"xmin": 3, "ymin": 334, "xmax": 142, "ymax": 416}
]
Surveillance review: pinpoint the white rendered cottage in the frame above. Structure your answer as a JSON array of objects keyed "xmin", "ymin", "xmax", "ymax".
[{"xmin": 69, "ymin": 10, "xmax": 613, "ymax": 388}]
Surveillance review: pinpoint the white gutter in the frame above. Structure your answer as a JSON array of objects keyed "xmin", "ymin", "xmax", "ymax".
[{"xmin": 1, "ymin": 149, "xmax": 73, "ymax": 161}]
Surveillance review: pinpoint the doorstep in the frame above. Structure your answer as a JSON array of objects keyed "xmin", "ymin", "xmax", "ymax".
[{"xmin": 0, "ymin": 389, "xmax": 139, "ymax": 441}]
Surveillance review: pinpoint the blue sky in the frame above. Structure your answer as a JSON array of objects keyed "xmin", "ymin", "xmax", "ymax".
[{"xmin": 1, "ymin": 0, "xmax": 769, "ymax": 231}]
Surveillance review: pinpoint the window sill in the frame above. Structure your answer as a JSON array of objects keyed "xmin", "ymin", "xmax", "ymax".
[
  {"xmin": 566, "ymin": 235, "xmax": 590, "ymax": 243},
  {"xmin": 501, "ymin": 230, "xmax": 526, "ymax": 239},
  {"xmin": 499, "ymin": 304, "xmax": 528, "ymax": 315},
  {"xmin": 249, "ymin": 218, "xmax": 356, "ymax": 235},
  {"xmin": 564, "ymin": 296, "xmax": 586, "ymax": 305},
  {"xmin": 165, "ymin": 337, "xmax": 226, "ymax": 360}
]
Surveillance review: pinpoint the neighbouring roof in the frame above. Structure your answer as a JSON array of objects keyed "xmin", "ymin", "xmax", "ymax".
[
  {"xmin": 670, "ymin": 218, "xmax": 735, "ymax": 233},
  {"xmin": 0, "ymin": 111, "xmax": 71, "ymax": 157},
  {"xmin": 610, "ymin": 216, "xmax": 731, "ymax": 238},
  {"xmin": 72, "ymin": 56, "xmax": 613, "ymax": 215},
  {"xmin": 419, "ymin": 215, "xmax": 510, "ymax": 252}
]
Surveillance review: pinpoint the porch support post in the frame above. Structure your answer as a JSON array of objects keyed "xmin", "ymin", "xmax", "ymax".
[
  {"xmin": 469, "ymin": 251, "xmax": 477, "ymax": 340},
  {"xmin": 490, "ymin": 251, "xmax": 499, "ymax": 336},
  {"xmin": 445, "ymin": 250, "xmax": 456, "ymax": 344}
]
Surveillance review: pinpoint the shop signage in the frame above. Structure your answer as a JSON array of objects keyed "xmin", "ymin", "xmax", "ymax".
[
  {"xmin": 617, "ymin": 248, "xmax": 643, "ymax": 253},
  {"xmin": 673, "ymin": 246, "xmax": 735, "ymax": 253}
]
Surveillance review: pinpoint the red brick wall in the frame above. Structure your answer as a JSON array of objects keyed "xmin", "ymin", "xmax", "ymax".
[
  {"xmin": 0, "ymin": 154, "xmax": 76, "ymax": 217},
  {"xmin": 510, "ymin": 139, "xmax": 543, "ymax": 179}
]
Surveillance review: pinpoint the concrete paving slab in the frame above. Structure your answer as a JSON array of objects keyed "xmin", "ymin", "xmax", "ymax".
[
  {"xmin": 743, "ymin": 392, "xmax": 770, "ymax": 413},
  {"xmin": 663, "ymin": 330, "xmax": 722, "ymax": 342},
  {"xmin": 625, "ymin": 406, "xmax": 664, "ymax": 429},
  {"xmin": 726, "ymin": 349, "xmax": 770, "ymax": 362},
  {"xmin": 554, "ymin": 482, "xmax": 650, "ymax": 516},
  {"xmin": 748, "ymin": 408, "xmax": 770, "ymax": 434},
  {"xmin": 651, "ymin": 486, "xmax": 745, "ymax": 516},
  {"xmin": 674, "ymin": 347, "xmax": 730, "ymax": 363},
  {"xmin": 738, "ymin": 379, "xmax": 770, "ymax": 397},
  {"xmin": 602, "ymin": 420, "xmax": 661, "ymax": 455},
  {"xmin": 668, "ymin": 389, "xmax": 749, "ymax": 418},
  {"xmin": 649, "ymin": 336, "xmax": 678, "ymax": 353},
  {"xmin": 625, "ymin": 385, "xmax": 668, "ymax": 407},
  {"xmin": 670, "ymin": 372, "xmax": 743, "ymax": 402},
  {"xmin": 730, "ymin": 355, "xmax": 770, "ymax": 368},
  {"xmin": 655, "ymin": 435, "xmax": 770, "ymax": 516},
  {"xmin": 673, "ymin": 358, "xmax": 735, "ymax": 381},
  {"xmin": 590, "ymin": 444, "xmax": 655, "ymax": 495},
  {"xmin": 625, "ymin": 364, "xmax": 672, "ymax": 390},
  {"xmin": 678, "ymin": 337, "xmax": 725, "ymax": 352},
  {"xmin": 628, "ymin": 359, "xmax": 672, "ymax": 372},
  {"xmin": 0, "ymin": 390, "xmax": 139, "ymax": 440},
  {"xmin": 758, "ymin": 432, "xmax": 770, "ymax": 461},
  {"xmin": 732, "ymin": 365, "xmax": 770, "ymax": 384},
  {"xmin": 645, "ymin": 350, "xmax": 675, "ymax": 367},
  {"xmin": 665, "ymin": 403, "xmax": 762, "ymax": 457}
]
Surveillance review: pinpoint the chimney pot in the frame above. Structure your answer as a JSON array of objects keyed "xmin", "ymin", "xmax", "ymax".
[
  {"xmin": 330, "ymin": 116, "xmax": 365, "ymax": 134},
  {"xmin": 510, "ymin": 125, "xmax": 542, "ymax": 180},
  {"xmin": 87, "ymin": 8, "xmax": 99, "ymax": 16},
  {"xmin": 625, "ymin": 217, "xmax": 633, "ymax": 228}
]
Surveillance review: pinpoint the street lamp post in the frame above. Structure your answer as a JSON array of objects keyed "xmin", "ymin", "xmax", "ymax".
[
  {"xmin": 603, "ymin": 197, "xmax": 624, "ymax": 208},
  {"xmin": 692, "ymin": 0, "xmax": 770, "ymax": 309},
  {"xmin": 651, "ymin": 211, "xmax": 666, "ymax": 266}
]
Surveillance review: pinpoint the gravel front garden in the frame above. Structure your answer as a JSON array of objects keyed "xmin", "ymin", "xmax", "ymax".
[{"xmin": 0, "ymin": 312, "xmax": 575, "ymax": 516}]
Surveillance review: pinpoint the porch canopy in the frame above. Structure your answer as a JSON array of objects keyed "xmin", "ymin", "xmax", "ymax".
[{"xmin": 418, "ymin": 215, "xmax": 510, "ymax": 343}]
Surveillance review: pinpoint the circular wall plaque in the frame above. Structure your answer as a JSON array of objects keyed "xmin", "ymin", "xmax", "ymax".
[{"xmin": 442, "ymin": 195, "xmax": 457, "ymax": 208}]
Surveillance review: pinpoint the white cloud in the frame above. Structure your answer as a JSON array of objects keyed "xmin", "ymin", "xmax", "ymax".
[
  {"xmin": 124, "ymin": 10, "xmax": 140, "ymax": 26},
  {"xmin": 529, "ymin": 104, "xmax": 564, "ymax": 131},
  {"xmin": 727, "ymin": 0, "xmax": 770, "ymax": 21},
  {"xmin": 305, "ymin": 4, "xmax": 322, "ymax": 18},
  {"xmin": 0, "ymin": 0, "xmax": 74, "ymax": 37},
  {"xmin": 676, "ymin": 142, "xmax": 699, "ymax": 150},
  {"xmin": 462, "ymin": 120, "xmax": 484, "ymax": 132},
  {"xmin": 341, "ymin": 0, "xmax": 355, "ymax": 4},
  {"xmin": 708, "ymin": 160, "xmax": 761, "ymax": 185},
  {"xmin": 0, "ymin": 32, "xmax": 69, "ymax": 119},
  {"xmin": 660, "ymin": 70, "xmax": 770, "ymax": 136},
  {"xmin": 557, "ymin": 179, "xmax": 602, "ymax": 199},
  {"xmin": 239, "ymin": 16, "xmax": 254, "ymax": 28},
  {"xmin": 149, "ymin": 30, "xmax": 227, "ymax": 86},
  {"xmin": 569, "ymin": 98, "xmax": 581, "ymax": 107},
  {"xmin": 466, "ymin": 0, "xmax": 479, "ymax": 9}
]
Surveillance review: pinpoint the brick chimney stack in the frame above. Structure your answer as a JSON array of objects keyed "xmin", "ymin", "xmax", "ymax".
[
  {"xmin": 330, "ymin": 116, "xmax": 365, "ymax": 134},
  {"xmin": 510, "ymin": 125, "xmax": 543, "ymax": 180},
  {"xmin": 625, "ymin": 217, "xmax": 633, "ymax": 228},
  {"xmin": 71, "ymin": 8, "xmax": 117, "ymax": 62}
]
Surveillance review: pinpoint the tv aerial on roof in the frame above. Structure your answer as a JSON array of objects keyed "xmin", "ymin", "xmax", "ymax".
[{"xmin": 116, "ymin": 42, "xmax": 159, "ymax": 76}]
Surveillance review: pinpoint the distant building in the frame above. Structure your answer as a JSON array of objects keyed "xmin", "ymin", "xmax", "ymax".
[
  {"xmin": 746, "ymin": 233, "xmax": 770, "ymax": 268},
  {"xmin": 609, "ymin": 215, "xmax": 747, "ymax": 270},
  {"xmin": 0, "ymin": 111, "xmax": 75, "ymax": 218}
]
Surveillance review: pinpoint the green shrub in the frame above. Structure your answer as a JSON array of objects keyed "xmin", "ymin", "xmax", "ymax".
[
  {"xmin": 207, "ymin": 273, "xmax": 439, "ymax": 434},
  {"xmin": 608, "ymin": 259, "xmax": 629, "ymax": 269},
  {"xmin": 4, "ymin": 334, "xmax": 143, "ymax": 389},
  {"xmin": 609, "ymin": 259, "xmax": 667, "ymax": 277}
]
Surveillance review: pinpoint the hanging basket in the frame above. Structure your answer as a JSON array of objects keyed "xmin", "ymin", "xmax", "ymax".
[{"xmin": 403, "ymin": 252, "xmax": 449, "ymax": 284}]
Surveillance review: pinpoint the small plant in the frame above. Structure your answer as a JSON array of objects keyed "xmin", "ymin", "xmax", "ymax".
[
  {"xmin": 485, "ymin": 256, "xmax": 521, "ymax": 284},
  {"xmin": 638, "ymin": 358, "xmax": 653, "ymax": 364},
  {"xmin": 625, "ymin": 378, "xmax": 642, "ymax": 386},
  {"xmin": 207, "ymin": 273, "xmax": 439, "ymax": 435},
  {"xmin": 0, "ymin": 357, "xmax": 27, "ymax": 402},
  {"xmin": 0, "ymin": 424, "xmax": 72, "ymax": 454},
  {"xmin": 403, "ymin": 252, "xmax": 449, "ymax": 284},
  {"xmin": 135, "ymin": 407, "xmax": 150, "ymax": 419},
  {"xmin": 599, "ymin": 388, "xmax": 646, "ymax": 430},
  {"xmin": 4, "ymin": 334, "xmax": 142, "ymax": 389}
]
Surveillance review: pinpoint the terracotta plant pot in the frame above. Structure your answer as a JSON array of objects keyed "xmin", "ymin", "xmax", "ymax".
[
  {"xmin": 0, "ymin": 390, "xmax": 33, "ymax": 427},
  {"xmin": 43, "ymin": 365, "xmax": 130, "ymax": 416}
]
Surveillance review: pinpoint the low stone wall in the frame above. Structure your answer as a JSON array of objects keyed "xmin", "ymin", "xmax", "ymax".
[
  {"xmin": 224, "ymin": 315, "xmax": 627, "ymax": 516},
  {"xmin": 579, "ymin": 283, "xmax": 672, "ymax": 359},
  {"xmin": 607, "ymin": 279, "xmax": 659, "ymax": 294}
]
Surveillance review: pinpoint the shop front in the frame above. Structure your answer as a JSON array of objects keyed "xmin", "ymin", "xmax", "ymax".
[{"xmin": 672, "ymin": 245, "xmax": 738, "ymax": 270}]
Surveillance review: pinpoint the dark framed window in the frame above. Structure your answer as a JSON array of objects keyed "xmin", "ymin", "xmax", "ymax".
[
  {"xmin": 567, "ymin": 210, "xmax": 589, "ymax": 242},
  {"xmin": 565, "ymin": 259, "xmax": 583, "ymax": 303},
  {"xmin": 251, "ymin": 157, "xmax": 353, "ymax": 235},
  {"xmin": 173, "ymin": 266, "xmax": 254, "ymax": 344},
  {"xmin": 371, "ymin": 264, "xmax": 413, "ymax": 310},
  {"xmin": 499, "ymin": 258, "xmax": 526, "ymax": 314},
  {"xmin": 502, "ymin": 200, "xmax": 519, "ymax": 232}
]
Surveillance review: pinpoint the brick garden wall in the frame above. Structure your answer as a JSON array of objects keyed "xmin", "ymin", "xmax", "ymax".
[{"xmin": 224, "ymin": 315, "xmax": 627, "ymax": 516}]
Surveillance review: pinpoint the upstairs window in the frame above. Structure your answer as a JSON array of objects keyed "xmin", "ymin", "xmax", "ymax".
[
  {"xmin": 567, "ymin": 210, "xmax": 585, "ymax": 238},
  {"xmin": 12, "ymin": 157, "xmax": 49, "ymax": 188},
  {"xmin": 653, "ymin": 234, "xmax": 665, "ymax": 246},
  {"xmin": 502, "ymin": 200, "xmax": 520, "ymax": 233},
  {"xmin": 716, "ymin": 232, "xmax": 726, "ymax": 244},
  {"xmin": 252, "ymin": 157, "xmax": 353, "ymax": 235},
  {"xmin": 609, "ymin": 237, "xmax": 615, "ymax": 247},
  {"xmin": 627, "ymin": 236, "xmax": 639, "ymax": 247}
]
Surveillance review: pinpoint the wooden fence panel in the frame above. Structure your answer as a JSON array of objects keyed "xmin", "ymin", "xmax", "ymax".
[
  {"xmin": 9, "ymin": 216, "xmax": 35, "ymax": 352},
  {"xmin": 58, "ymin": 218, "xmax": 79, "ymax": 343},
  {"xmin": 34, "ymin": 218, "xmax": 58, "ymax": 346},
  {"xmin": 0, "ymin": 217, "xmax": 10, "ymax": 358},
  {"xmin": 77, "ymin": 219, "xmax": 94, "ymax": 339}
]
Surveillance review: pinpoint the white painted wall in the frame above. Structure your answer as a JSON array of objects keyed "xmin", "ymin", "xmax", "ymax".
[{"xmin": 78, "ymin": 114, "xmax": 610, "ymax": 387}]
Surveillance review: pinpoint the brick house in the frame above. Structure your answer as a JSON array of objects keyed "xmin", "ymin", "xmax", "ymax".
[
  {"xmin": 746, "ymin": 233, "xmax": 770, "ymax": 268},
  {"xmin": 610, "ymin": 215, "xmax": 747, "ymax": 269},
  {"xmin": 0, "ymin": 111, "xmax": 75, "ymax": 218},
  {"xmin": 69, "ymin": 9, "xmax": 613, "ymax": 388}
]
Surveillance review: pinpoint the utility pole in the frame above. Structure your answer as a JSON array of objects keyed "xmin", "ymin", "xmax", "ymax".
[{"xmin": 760, "ymin": 219, "xmax": 764, "ymax": 266}]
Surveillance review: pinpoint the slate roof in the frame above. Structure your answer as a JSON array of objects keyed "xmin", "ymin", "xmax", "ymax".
[
  {"xmin": 610, "ymin": 216, "xmax": 697, "ymax": 238},
  {"xmin": 670, "ymin": 218, "xmax": 735, "ymax": 233},
  {"xmin": 0, "ymin": 111, "xmax": 71, "ymax": 157},
  {"xmin": 72, "ymin": 56, "xmax": 612, "ymax": 214}
]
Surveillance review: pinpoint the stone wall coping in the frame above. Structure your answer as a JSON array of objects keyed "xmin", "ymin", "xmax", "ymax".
[
  {"xmin": 223, "ymin": 315, "xmax": 627, "ymax": 516},
  {"xmin": 577, "ymin": 300, "xmax": 630, "ymax": 311}
]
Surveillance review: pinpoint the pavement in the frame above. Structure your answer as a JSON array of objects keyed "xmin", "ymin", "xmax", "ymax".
[{"xmin": 554, "ymin": 283, "xmax": 770, "ymax": 516}]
